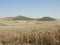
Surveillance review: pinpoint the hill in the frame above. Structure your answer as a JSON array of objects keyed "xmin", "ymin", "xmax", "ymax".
[
  {"xmin": 5, "ymin": 15, "xmax": 33, "ymax": 20},
  {"xmin": 37, "ymin": 17, "xmax": 56, "ymax": 21},
  {"xmin": 4, "ymin": 16, "xmax": 56, "ymax": 21}
]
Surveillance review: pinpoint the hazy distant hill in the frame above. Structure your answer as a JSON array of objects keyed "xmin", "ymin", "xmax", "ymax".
[
  {"xmin": 37, "ymin": 17, "xmax": 56, "ymax": 21},
  {"xmin": 4, "ymin": 16, "xmax": 56, "ymax": 21},
  {"xmin": 13, "ymin": 16, "xmax": 33, "ymax": 20},
  {"xmin": 5, "ymin": 15, "xmax": 33, "ymax": 20}
]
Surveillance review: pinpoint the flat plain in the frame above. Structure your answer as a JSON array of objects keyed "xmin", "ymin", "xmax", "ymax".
[{"xmin": 0, "ymin": 20, "xmax": 60, "ymax": 45}]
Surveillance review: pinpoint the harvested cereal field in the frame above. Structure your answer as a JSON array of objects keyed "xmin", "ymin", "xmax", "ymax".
[{"xmin": 0, "ymin": 20, "xmax": 60, "ymax": 45}]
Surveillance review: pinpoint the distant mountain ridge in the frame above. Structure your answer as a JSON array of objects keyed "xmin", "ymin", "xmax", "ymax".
[
  {"xmin": 37, "ymin": 17, "xmax": 56, "ymax": 21},
  {"xmin": 4, "ymin": 15, "xmax": 56, "ymax": 21},
  {"xmin": 5, "ymin": 15, "xmax": 33, "ymax": 20},
  {"xmin": 13, "ymin": 16, "xmax": 33, "ymax": 20}
]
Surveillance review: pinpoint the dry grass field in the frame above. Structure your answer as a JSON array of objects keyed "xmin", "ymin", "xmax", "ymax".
[{"xmin": 0, "ymin": 20, "xmax": 60, "ymax": 45}]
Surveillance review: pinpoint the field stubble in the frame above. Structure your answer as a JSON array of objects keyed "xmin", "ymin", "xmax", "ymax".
[{"xmin": 0, "ymin": 20, "xmax": 60, "ymax": 45}]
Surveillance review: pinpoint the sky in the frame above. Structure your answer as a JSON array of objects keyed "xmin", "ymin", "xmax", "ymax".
[{"xmin": 0, "ymin": 0, "xmax": 60, "ymax": 19}]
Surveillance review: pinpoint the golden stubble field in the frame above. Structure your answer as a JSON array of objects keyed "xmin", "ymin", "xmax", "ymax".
[{"xmin": 0, "ymin": 20, "xmax": 60, "ymax": 45}]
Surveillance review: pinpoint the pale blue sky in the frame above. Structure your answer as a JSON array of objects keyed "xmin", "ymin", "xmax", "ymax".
[{"xmin": 0, "ymin": 0, "xmax": 60, "ymax": 19}]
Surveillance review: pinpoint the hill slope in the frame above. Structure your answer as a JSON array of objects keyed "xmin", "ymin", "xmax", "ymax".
[
  {"xmin": 37, "ymin": 17, "xmax": 56, "ymax": 21},
  {"xmin": 4, "ymin": 16, "xmax": 56, "ymax": 21},
  {"xmin": 5, "ymin": 15, "xmax": 33, "ymax": 20}
]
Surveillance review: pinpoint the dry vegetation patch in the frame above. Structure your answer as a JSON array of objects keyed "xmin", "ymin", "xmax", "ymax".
[{"xmin": 0, "ymin": 20, "xmax": 60, "ymax": 45}]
